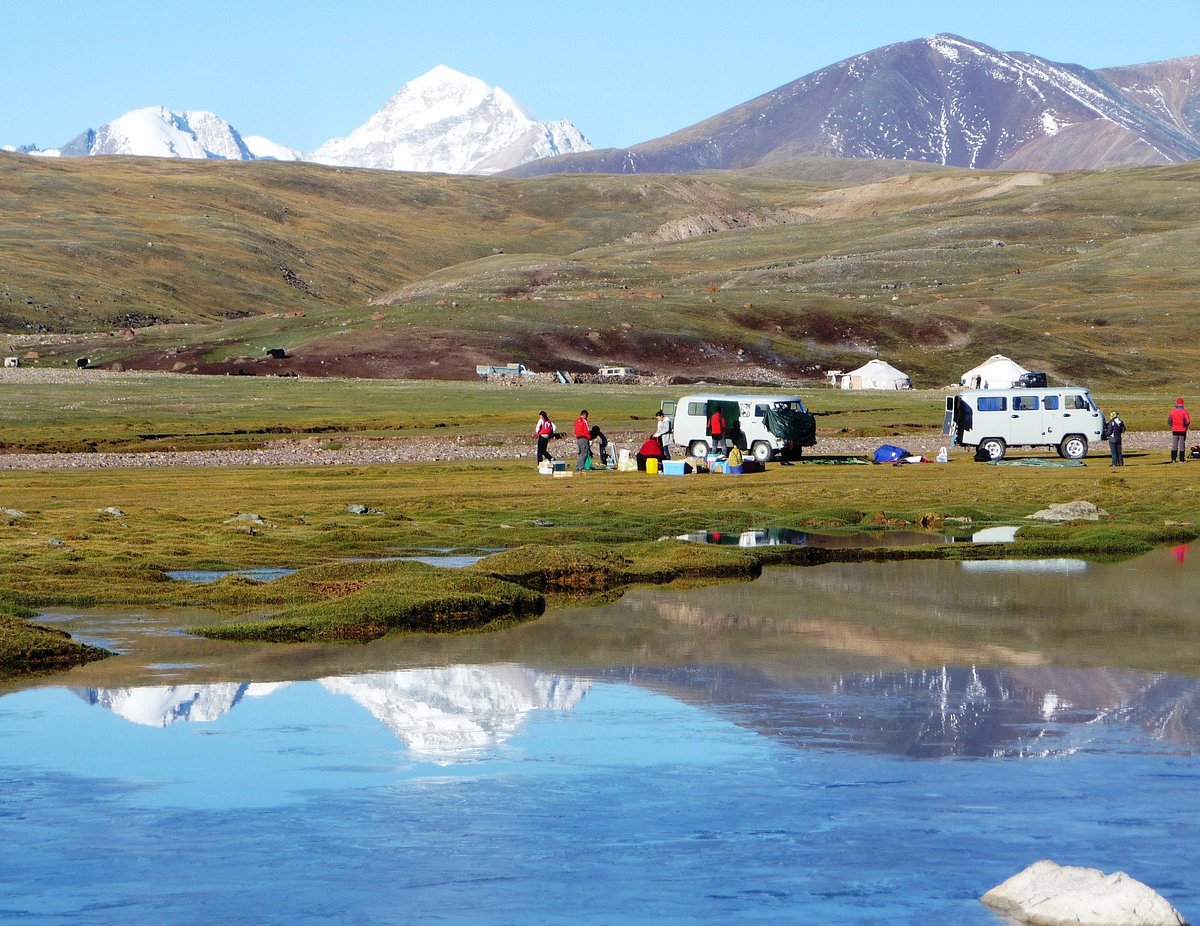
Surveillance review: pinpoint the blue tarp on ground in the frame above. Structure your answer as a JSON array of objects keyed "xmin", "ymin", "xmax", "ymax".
[{"xmin": 873, "ymin": 444, "xmax": 910, "ymax": 464}]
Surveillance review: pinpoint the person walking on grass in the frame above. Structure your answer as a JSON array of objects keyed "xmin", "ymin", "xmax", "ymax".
[
  {"xmin": 1106, "ymin": 411, "xmax": 1126, "ymax": 467},
  {"xmin": 573, "ymin": 409, "xmax": 591, "ymax": 471},
  {"xmin": 1168, "ymin": 398, "xmax": 1191, "ymax": 462},
  {"xmin": 535, "ymin": 411, "xmax": 556, "ymax": 465}
]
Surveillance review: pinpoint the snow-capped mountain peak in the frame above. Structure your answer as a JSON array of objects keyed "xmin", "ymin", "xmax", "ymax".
[
  {"xmin": 59, "ymin": 106, "xmax": 260, "ymax": 160},
  {"xmin": 312, "ymin": 65, "xmax": 591, "ymax": 174}
]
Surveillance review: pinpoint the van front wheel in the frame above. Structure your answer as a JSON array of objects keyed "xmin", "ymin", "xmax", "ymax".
[
  {"xmin": 689, "ymin": 440, "xmax": 709, "ymax": 459},
  {"xmin": 979, "ymin": 438, "xmax": 1006, "ymax": 461},
  {"xmin": 751, "ymin": 441, "xmax": 773, "ymax": 463},
  {"xmin": 1060, "ymin": 435, "xmax": 1088, "ymax": 460}
]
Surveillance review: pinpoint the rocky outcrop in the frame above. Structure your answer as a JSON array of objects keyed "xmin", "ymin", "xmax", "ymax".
[
  {"xmin": 1027, "ymin": 501, "xmax": 1109, "ymax": 522},
  {"xmin": 982, "ymin": 860, "xmax": 1188, "ymax": 926}
]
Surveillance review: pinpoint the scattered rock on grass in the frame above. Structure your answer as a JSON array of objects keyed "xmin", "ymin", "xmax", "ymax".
[
  {"xmin": 345, "ymin": 504, "xmax": 385, "ymax": 515},
  {"xmin": 981, "ymin": 860, "xmax": 1188, "ymax": 926},
  {"xmin": 530, "ymin": 518, "xmax": 556, "ymax": 527},
  {"xmin": 0, "ymin": 507, "xmax": 26, "ymax": 519},
  {"xmin": 224, "ymin": 512, "xmax": 267, "ymax": 525},
  {"xmin": 98, "ymin": 507, "xmax": 125, "ymax": 518},
  {"xmin": 1027, "ymin": 501, "xmax": 1108, "ymax": 522}
]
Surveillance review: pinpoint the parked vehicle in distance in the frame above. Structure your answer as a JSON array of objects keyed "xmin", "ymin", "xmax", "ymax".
[
  {"xmin": 944, "ymin": 386, "xmax": 1104, "ymax": 460},
  {"xmin": 659, "ymin": 393, "xmax": 817, "ymax": 462}
]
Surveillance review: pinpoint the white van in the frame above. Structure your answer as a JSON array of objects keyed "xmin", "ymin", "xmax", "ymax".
[
  {"xmin": 659, "ymin": 393, "xmax": 817, "ymax": 462},
  {"xmin": 944, "ymin": 387, "xmax": 1104, "ymax": 460}
]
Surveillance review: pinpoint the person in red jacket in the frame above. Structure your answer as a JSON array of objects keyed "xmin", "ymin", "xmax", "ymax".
[
  {"xmin": 573, "ymin": 409, "xmax": 591, "ymax": 471},
  {"xmin": 708, "ymin": 407, "xmax": 728, "ymax": 456},
  {"xmin": 1168, "ymin": 397, "xmax": 1191, "ymax": 462}
]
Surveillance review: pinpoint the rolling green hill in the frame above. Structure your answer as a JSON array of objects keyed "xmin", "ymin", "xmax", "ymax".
[{"xmin": 2, "ymin": 152, "xmax": 1199, "ymax": 390}]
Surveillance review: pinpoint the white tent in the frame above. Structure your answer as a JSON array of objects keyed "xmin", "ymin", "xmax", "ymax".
[
  {"xmin": 960, "ymin": 354, "xmax": 1029, "ymax": 389},
  {"xmin": 839, "ymin": 359, "xmax": 912, "ymax": 390}
]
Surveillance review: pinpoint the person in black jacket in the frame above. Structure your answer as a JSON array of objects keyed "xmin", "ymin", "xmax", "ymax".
[{"xmin": 1106, "ymin": 411, "xmax": 1126, "ymax": 467}]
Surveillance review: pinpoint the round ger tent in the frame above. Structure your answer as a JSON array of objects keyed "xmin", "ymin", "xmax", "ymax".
[
  {"xmin": 960, "ymin": 355, "xmax": 1029, "ymax": 389},
  {"xmin": 840, "ymin": 359, "xmax": 912, "ymax": 390}
]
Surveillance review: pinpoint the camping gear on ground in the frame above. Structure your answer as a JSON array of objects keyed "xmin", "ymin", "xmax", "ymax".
[
  {"xmin": 661, "ymin": 460, "xmax": 688, "ymax": 476},
  {"xmin": 538, "ymin": 461, "xmax": 553, "ymax": 475},
  {"xmin": 646, "ymin": 458, "xmax": 659, "ymax": 475},
  {"xmin": 636, "ymin": 437, "xmax": 664, "ymax": 472},
  {"xmin": 873, "ymin": 444, "xmax": 910, "ymax": 464},
  {"xmin": 1191, "ymin": 445, "xmax": 1200, "ymax": 459},
  {"xmin": 936, "ymin": 447, "xmax": 949, "ymax": 463},
  {"xmin": 727, "ymin": 446, "xmax": 744, "ymax": 467}
]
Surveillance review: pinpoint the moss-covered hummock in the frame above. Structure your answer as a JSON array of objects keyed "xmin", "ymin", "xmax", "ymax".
[
  {"xmin": 192, "ymin": 560, "xmax": 543, "ymax": 643},
  {"xmin": 0, "ymin": 609, "xmax": 111, "ymax": 676}
]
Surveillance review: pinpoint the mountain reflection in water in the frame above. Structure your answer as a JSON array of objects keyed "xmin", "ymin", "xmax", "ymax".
[
  {"xmin": 74, "ymin": 661, "xmax": 1198, "ymax": 762},
  {"xmin": 75, "ymin": 666, "xmax": 589, "ymax": 761}
]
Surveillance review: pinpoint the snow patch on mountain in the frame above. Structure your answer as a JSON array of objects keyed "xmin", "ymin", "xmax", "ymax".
[{"xmin": 313, "ymin": 65, "xmax": 591, "ymax": 174}]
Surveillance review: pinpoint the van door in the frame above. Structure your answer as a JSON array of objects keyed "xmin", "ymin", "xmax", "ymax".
[
  {"xmin": 1061, "ymin": 391, "xmax": 1098, "ymax": 439},
  {"xmin": 973, "ymin": 394, "xmax": 1009, "ymax": 443},
  {"xmin": 1010, "ymin": 392, "xmax": 1043, "ymax": 445},
  {"xmin": 1041, "ymin": 393, "xmax": 1062, "ymax": 442}
]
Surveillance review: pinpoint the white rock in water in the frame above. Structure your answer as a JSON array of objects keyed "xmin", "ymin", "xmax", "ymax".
[{"xmin": 981, "ymin": 860, "xmax": 1189, "ymax": 926}]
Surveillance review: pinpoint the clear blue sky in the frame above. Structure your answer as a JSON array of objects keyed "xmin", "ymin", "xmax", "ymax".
[{"xmin": 4, "ymin": 0, "xmax": 1198, "ymax": 152}]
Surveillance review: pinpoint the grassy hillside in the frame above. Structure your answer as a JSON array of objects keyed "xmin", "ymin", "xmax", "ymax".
[{"xmin": 2, "ymin": 153, "xmax": 1199, "ymax": 390}]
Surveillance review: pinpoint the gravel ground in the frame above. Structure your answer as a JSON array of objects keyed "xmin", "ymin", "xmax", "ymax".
[{"xmin": 0, "ymin": 430, "xmax": 1181, "ymax": 470}]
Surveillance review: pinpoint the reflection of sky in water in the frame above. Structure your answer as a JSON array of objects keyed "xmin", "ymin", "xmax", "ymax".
[{"xmin": 1, "ymin": 673, "xmax": 1198, "ymax": 925}]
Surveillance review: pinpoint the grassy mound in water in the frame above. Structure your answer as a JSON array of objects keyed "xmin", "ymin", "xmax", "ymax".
[
  {"xmin": 0, "ymin": 608, "xmax": 112, "ymax": 676},
  {"xmin": 470, "ymin": 540, "xmax": 764, "ymax": 593},
  {"xmin": 193, "ymin": 559, "xmax": 543, "ymax": 643}
]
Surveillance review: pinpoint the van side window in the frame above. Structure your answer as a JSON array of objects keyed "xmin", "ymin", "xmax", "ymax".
[
  {"xmin": 976, "ymin": 396, "xmax": 1006, "ymax": 412},
  {"xmin": 1043, "ymin": 396, "xmax": 1059, "ymax": 410},
  {"xmin": 753, "ymin": 405, "xmax": 768, "ymax": 418},
  {"xmin": 1066, "ymin": 395, "xmax": 1088, "ymax": 410},
  {"xmin": 687, "ymin": 402, "xmax": 706, "ymax": 416},
  {"xmin": 1013, "ymin": 396, "xmax": 1038, "ymax": 411}
]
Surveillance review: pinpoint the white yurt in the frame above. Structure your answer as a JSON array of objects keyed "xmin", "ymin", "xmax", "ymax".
[
  {"xmin": 960, "ymin": 355, "xmax": 1029, "ymax": 389},
  {"xmin": 839, "ymin": 359, "xmax": 912, "ymax": 390}
]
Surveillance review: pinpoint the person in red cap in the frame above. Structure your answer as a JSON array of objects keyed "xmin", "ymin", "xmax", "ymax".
[{"xmin": 1168, "ymin": 397, "xmax": 1191, "ymax": 462}]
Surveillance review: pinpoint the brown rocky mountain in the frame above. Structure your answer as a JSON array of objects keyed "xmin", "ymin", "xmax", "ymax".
[{"xmin": 509, "ymin": 34, "xmax": 1200, "ymax": 177}]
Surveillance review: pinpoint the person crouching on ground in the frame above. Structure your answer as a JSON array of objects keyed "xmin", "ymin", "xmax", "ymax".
[
  {"xmin": 574, "ymin": 409, "xmax": 591, "ymax": 471},
  {"xmin": 1168, "ymin": 398, "xmax": 1191, "ymax": 462},
  {"xmin": 535, "ymin": 410, "xmax": 556, "ymax": 464},
  {"xmin": 1107, "ymin": 411, "xmax": 1125, "ymax": 467}
]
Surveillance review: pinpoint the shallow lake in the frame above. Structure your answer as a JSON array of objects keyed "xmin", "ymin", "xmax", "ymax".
[{"xmin": 3, "ymin": 545, "xmax": 1199, "ymax": 924}]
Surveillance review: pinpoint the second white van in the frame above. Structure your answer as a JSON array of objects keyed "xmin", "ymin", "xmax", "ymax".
[{"xmin": 944, "ymin": 387, "xmax": 1104, "ymax": 460}]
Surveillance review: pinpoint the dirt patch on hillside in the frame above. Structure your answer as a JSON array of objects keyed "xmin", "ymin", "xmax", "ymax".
[{"xmin": 802, "ymin": 172, "xmax": 1051, "ymax": 220}]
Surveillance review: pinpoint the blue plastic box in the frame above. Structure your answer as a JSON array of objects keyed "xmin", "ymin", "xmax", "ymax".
[{"xmin": 661, "ymin": 460, "xmax": 688, "ymax": 476}]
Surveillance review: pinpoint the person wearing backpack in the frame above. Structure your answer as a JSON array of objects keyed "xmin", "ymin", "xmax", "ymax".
[
  {"xmin": 1105, "ymin": 411, "xmax": 1126, "ymax": 467},
  {"xmin": 535, "ymin": 410, "xmax": 557, "ymax": 464}
]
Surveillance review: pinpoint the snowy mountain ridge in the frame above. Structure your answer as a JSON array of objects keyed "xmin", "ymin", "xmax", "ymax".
[{"xmin": 7, "ymin": 66, "xmax": 590, "ymax": 175}]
